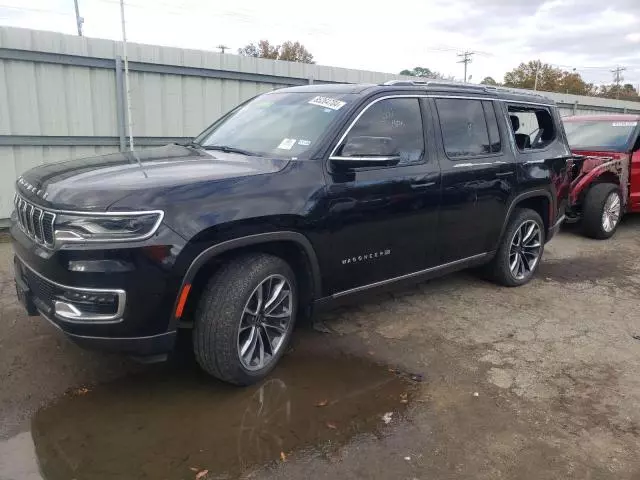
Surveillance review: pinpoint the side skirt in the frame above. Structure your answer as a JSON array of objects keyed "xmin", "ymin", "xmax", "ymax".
[{"xmin": 313, "ymin": 252, "xmax": 494, "ymax": 312}]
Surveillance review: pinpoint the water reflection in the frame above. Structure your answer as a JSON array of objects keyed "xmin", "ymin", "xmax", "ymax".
[{"xmin": 31, "ymin": 353, "xmax": 416, "ymax": 479}]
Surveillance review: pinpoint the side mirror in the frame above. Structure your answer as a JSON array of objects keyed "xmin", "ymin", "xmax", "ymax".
[{"xmin": 330, "ymin": 136, "xmax": 400, "ymax": 169}]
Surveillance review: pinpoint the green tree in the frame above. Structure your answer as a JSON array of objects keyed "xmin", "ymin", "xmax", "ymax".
[
  {"xmin": 278, "ymin": 41, "xmax": 314, "ymax": 63},
  {"xmin": 480, "ymin": 76, "xmax": 498, "ymax": 86},
  {"xmin": 597, "ymin": 83, "xmax": 640, "ymax": 101},
  {"xmin": 503, "ymin": 60, "xmax": 594, "ymax": 95},
  {"xmin": 238, "ymin": 40, "xmax": 314, "ymax": 63},
  {"xmin": 399, "ymin": 67, "xmax": 440, "ymax": 78}
]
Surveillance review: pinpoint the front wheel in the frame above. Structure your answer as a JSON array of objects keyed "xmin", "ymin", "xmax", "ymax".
[
  {"xmin": 193, "ymin": 253, "xmax": 297, "ymax": 385},
  {"xmin": 488, "ymin": 208, "xmax": 545, "ymax": 287},
  {"xmin": 582, "ymin": 183, "xmax": 622, "ymax": 240}
]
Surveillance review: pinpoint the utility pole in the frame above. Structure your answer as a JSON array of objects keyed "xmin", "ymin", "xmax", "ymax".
[
  {"xmin": 217, "ymin": 44, "xmax": 230, "ymax": 54},
  {"xmin": 611, "ymin": 66, "xmax": 626, "ymax": 100},
  {"xmin": 119, "ymin": 0, "xmax": 134, "ymax": 153},
  {"xmin": 456, "ymin": 51, "xmax": 474, "ymax": 83},
  {"xmin": 73, "ymin": 0, "xmax": 83, "ymax": 36}
]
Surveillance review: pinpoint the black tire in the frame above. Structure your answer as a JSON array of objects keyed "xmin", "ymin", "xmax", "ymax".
[
  {"xmin": 193, "ymin": 253, "xmax": 297, "ymax": 385},
  {"xmin": 582, "ymin": 183, "xmax": 622, "ymax": 240},
  {"xmin": 487, "ymin": 208, "xmax": 545, "ymax": 287}
]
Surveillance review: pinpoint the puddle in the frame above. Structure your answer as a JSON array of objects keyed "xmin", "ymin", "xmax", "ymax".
[{"xmin": 16, "ymin": 352, "xmax": 416, "ymax": 479}]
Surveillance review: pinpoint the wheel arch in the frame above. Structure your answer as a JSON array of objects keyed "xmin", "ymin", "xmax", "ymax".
[
  {"xmin": 171, "ymin": 232, "xmax": 322, "ymax": 328},
  {"xmin": 497, "ymin": 190, "xmax": 554, "ymax": 247}
]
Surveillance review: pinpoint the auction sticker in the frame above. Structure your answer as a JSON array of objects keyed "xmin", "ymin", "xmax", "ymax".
[
  {"xmin": 277, "ymin": 138, "xmax": 297, "ymax": 150},
  {"xmin": 308, "ymin": 96, "xmax": 346, "ymax": 110},
  {"xmin": 612, "ymin": 121, "xmax": 637, "ymax": 127}
]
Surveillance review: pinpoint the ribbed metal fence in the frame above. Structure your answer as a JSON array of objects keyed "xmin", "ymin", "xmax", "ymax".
[{"xmin": 1, "ymin": 25, "xmax": 639, "ymax": 222}]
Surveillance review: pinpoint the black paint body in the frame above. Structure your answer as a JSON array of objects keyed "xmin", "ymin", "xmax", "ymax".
[{"xmin": 11, "ymin": 83, "xmax": 571, "ymax": 355}]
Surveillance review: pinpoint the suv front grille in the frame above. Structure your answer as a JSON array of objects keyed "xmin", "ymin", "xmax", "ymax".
[{"xmin": 14, "ymin": 194, "xmax": 56, "ymax": 247}]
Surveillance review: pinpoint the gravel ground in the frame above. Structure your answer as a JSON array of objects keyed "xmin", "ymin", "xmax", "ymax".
[{"xmin": 1, "ymin": 217, "xmax": 640, "ymax": 479}]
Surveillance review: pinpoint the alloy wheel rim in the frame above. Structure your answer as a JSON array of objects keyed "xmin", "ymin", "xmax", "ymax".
[
  {"xmin": 237, "ymin": 274, "xmax": 293, "ymax": 371},
  {"xmin": 602, "ymin": 192, "xmax": 621, "ymax": 233},
  {"xmin": 509, "ymin": 220, "xmax": 542, "ymax": 280}
]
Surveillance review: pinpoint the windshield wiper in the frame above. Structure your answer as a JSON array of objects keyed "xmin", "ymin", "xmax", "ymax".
[{"xmin": 202, "ymin": 145, "xmax": 258, "ymax": 156}]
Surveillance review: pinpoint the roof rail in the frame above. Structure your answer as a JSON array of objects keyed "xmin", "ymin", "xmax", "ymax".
[
  {"xmin": 382, "ymin": 79, "xmax": 488, "ymax": 92},
  {"xmin": 382, "ymin": 79, "xmax": 551, "ymax": 99}
]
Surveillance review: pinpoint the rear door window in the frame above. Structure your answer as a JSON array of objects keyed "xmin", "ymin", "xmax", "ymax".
[
  {"xmin": 435, "ymin": 98, "xmax": 492, "ymax": 158},
  {"xmin": 482, "ymin": 101, "xmax": 502, "ymax": 153}
]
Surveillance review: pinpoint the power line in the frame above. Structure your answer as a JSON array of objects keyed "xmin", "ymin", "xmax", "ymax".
[{"xmin": 217, "ymin": 44, "xmax": 230, "ymax": 54}]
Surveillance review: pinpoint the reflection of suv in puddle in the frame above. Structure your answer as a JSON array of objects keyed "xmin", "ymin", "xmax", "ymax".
[
  {"xmin": 12, "ymin": 81, "xmax": 571, "ymax": 385},
  {"xmin": 31, "ymin": 353, "xmax": 413, "ymax": 479}
]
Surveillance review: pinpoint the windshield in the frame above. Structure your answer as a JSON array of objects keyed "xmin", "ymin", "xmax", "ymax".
[
  {"xmin": 195, "ymin": 92, "xmax": 356, "ymax": 158},
  {"xmin": 563, "ymin": 119, "xmax": 638, "ymax": 151}
]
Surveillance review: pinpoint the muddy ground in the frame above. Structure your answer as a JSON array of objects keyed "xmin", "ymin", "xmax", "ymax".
[{"xmin": 1, "ymin": 218, "xmax": 640, "ymax": 479}]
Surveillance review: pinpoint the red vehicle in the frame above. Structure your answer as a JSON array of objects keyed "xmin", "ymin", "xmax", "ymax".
[{"xmin": 563, "ymin": 114, "xmax": 640, "ymax": 238}]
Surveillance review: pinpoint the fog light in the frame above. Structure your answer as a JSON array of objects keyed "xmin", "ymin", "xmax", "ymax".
[
  {"xmin": 63, "ymin": 290, "xmax": 117, "ymax": 304},
  {"xmin": 68, "ymin": 260, "xmax": 133, "ymax": 273}
]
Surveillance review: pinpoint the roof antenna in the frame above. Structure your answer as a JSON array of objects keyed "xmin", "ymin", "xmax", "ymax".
[{"xmin": 119, "ymin": 0, "xmax": 147, "ymax": 178}]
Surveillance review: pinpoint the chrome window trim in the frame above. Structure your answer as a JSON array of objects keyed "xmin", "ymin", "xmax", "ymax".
[
  {"xmin": 15, "ymin": 253, "xmax": 126, "ymax": 324},
  {"xmin": 328, "ymin": 93, "xmax": 555, "ymax": 161}
]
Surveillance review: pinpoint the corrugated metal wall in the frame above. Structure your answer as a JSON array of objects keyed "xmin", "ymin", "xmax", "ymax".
[{"xmin": 2, "ymin": 25, "xmax": 640, "ymax": 221}]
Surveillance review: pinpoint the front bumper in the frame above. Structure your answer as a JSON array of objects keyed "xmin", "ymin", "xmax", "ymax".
[
  {"xmin": 40, "ymin": 311, "xmax": 177, "ymax": 355},
  {"xmin": 11, "ymin": 220, "xmax": 185, "ymax": 356}
]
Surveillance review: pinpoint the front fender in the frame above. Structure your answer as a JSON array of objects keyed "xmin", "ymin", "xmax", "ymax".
[{"xmin": 167, "ymin": 231, "xmax": 322, "ymax": 329}]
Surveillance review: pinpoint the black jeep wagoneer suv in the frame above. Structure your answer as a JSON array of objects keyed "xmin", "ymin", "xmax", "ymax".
[{"xmin": 12, "ymin": 81, "xmax": 570, "ymax": 384}]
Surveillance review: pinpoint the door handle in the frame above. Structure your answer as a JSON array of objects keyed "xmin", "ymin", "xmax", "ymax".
[{"xmin": 495, "ymin": 172, "xmax": 514, "ymax": 177}]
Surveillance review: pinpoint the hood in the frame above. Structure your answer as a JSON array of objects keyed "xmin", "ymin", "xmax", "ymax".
[{"xmin": 16, "ymin": 144, "xmax": 289, "ymax": 211}]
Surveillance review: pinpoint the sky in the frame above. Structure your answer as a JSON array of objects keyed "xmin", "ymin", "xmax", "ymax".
[{"xmin": 1, "ymin": 0, "xmax": 640, "ymax": 86}]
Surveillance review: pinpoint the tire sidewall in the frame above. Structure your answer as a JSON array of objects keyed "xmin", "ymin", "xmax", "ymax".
[
  {"xmin": 230, "ymin": 260, "xmax": 297, "ymax": 383},
  {"xmin": 193, "ymin": 254, "xmax": 298, "ymax": 385},
  {"xmin": 598, "ymin": 190, "xmax": 621, "ymax": 238},
  {"xmin": 582, "ymin": 183, "xmax": 622, "ymax": 240},
  {"xmin": 498, "ymin": 209, "xmax": 545, "ymax": 287}
]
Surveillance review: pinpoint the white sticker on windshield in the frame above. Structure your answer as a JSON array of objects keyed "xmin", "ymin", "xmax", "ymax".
[
  {"xmin": 298, "ymin": 139, "xmax": 311, "ymax": 146},
  {"xmin": 612, "ymin": 121, "xmax": 637, "ymax": 127},
  {"xmin": 277, "ymin": 138, "xmax": 297, "ymax": 150},
  {"xmin": 308, "ymin": 96, "xmax": 346, "ymax": 111}
]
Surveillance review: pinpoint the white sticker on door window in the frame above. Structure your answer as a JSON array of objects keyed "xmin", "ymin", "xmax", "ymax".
[
  {"xmin": 612, "ymin": 121, "xmax": 638, "ymax": 127},
  {"xmin": 277, "ymin": 138, "xmax": 297, "ymax": 150},
  {"xmin": 298, "ymin": 139, "xmax": 311, "ymax": 146},
  {"xmin": 308, "ymin": 96, "xmax": 346, "ymax": 111}
]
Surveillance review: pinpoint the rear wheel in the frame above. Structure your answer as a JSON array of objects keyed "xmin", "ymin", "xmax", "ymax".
[
  {"xmin": 193, "ymin": 253, "xmax": 297, "ymax": 385},
  {"xmin": 487, "ymin": 208, "xmax": 545, "ymax": 287},
  {"xmin": 582, "ymin": 183, "xmax": 622, "ymax": 239}
]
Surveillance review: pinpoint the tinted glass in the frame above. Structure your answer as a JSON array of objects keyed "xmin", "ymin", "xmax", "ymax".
[
  {"xmin": 436, "ymin": 99, "xmax": 491, "ymax": 157},
  {"xmin": 341, "ymin": 98, "xmax": 424, "ymax": 165},
  {"xmin": 563, "ymin": 120, "xmax": 637, "ymax": 151},
  {"xmin": 482, "ymin": 101, "xmax": 502, "ymax": 153},
  {"xmin": 198, "ymin": 92, "xmax": 355, "ymax": 158}
]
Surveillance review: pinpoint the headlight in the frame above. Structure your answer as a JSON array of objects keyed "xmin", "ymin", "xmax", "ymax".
[{"xmin": 55, "ymin": 211, "xmax": 163, "ymax": 244}]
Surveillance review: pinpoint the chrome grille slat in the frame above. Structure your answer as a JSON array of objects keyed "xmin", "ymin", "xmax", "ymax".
[
  {"xmin": 33, "ymin": 208, "xmax": 44, "ymax": 242},
  {"xmin": 25, "ymin": 204, "xmax": 35, "ymax": 235},
  {"xmin": 13, "ymin": 194, "xmax": 56, "ymax": 247}
]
